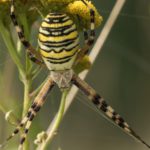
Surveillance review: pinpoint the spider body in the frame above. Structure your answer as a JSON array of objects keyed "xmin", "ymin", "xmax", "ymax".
[
  {"xmin": 39, "ymin": 13, "xmax": 79, "ymax": 71},
  {"xmin": 2, "ymin": 0, "xmax": 149, "ymax": 149},
  {"xmin": 38, "ymin": 12, "xmax": 80, "ymax": 88}
]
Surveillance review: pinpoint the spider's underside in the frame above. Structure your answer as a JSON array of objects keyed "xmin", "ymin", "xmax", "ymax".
[{"xmin": 1, "ymin": 0, "xmax": 150, "ymax": 149}]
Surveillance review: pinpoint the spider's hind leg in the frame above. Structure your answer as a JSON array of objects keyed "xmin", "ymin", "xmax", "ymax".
[
  {"xmin": 18, "ymin": 76, "xmax": 54, "ymax": 149},
  {"xmin": 5, "ymin": 114, "xmax": 29, "ymax": 142},
  {"xmin": 1, "ymin": 76, "xmax": 54, "ymax": 149},
  {"xmin": 71, "ymin": 73, "xmax": 150, "ymax": 149}
]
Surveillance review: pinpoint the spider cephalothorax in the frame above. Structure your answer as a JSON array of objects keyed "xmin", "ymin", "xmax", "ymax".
[{"xmin": 1, "ymin": 0, "xmax": 150, "ymax": 149}]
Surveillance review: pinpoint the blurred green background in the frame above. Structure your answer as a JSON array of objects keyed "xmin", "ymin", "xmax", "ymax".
[{"xmin": 0, "ymin": 0, "xmax": 150, "ymax": 150}]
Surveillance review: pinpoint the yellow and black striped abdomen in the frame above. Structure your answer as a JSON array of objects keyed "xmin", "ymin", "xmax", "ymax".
[{"xmin": 38, "ymin": 13, "xmax": 79, "ymax": 71}]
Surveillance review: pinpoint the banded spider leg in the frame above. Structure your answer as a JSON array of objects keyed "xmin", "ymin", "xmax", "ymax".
[{"xmin": 71, "ymin": 73, "xmax": 150, "ymax": 149}]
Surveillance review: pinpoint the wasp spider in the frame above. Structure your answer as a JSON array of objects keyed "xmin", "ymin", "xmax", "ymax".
[{"xmin": 1, "ymin": 0, "xmax": 150, "ymax": 149}]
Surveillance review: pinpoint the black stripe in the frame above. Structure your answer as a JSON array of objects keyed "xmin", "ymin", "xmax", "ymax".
[
  {"xmin": 34, "ymin": 106, "xmax": 41, "ymax": 112},
  {"xmin": 22, "ymin": 40, "xmax": 30, "ymax": 47},
  {"xmin": 31, "ymin": 102, "xmax": 37, "ymax": 109},
  {"xmin": 43, "ymin": 18, "xmax": 71, "ymax": 24},
  {"xmin": 92, "ymin": 94, "xmax": 101, "ymax": 105},
  {"xmin": 27, "ymin": 111, "xmax": 32, "ymax": 118},
  {"xmin": 20, "ymin": 123, "xmax": 24, "ymax": 127},
  {"xmin": 40, "ymin": 23, "xmax": 76, "ymax": 37},
  {"xmin": 118, "ymin": 122, "xmax": 125, "ymax": 128},
  {"xmin": 45, "ymin": 24, "xmax": 76, "ymax": 34},
  {"xmin": 20, "ymin": 137, "xmax": 25, "ymax": 144},
  {"xmin": 24, "ymin": 129, "xmax": 29, "ymax": 134},
  {"xmin": 29, "ymin": 114, "xmax": 34, "ymax": 121},
  {"xmin": 84, "ymin": 31, "xmax": 88, "ymax": 40},
  {"xmin": 10, "ymin": 13, "xmax": 18, "ymax": 25},
  {"xmin": 100, "ymin": 101, "xmax": 108, "ymax": 112},
  {"xmin": 90, "ymin": 9, "xmax": 95, "ymax": 16},
  {"xmin": 41, "ymin": 40, "xmax": 75, "ymax": 48},
  {"xmin": 46, "ymin": 58, "xmax": 71, "ymax": 64},
  {"xmin": 14, "ymin": 129, "xmax": 19, "ymax": 134},
  {"xmin": 40, "ymin": 44, "xmax": 79, "ymax": 53}
]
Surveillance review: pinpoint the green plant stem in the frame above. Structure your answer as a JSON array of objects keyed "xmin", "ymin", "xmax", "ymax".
[
  {"xmin": 22, "ymin": 79, "xmax": 31, "ymax": 117},
  {"xmin": 0, "ymin": 21, "xmax": 25, "ymax": 78},
  {"xmin": 38, "ymin": 89, "xmax": 68, "ymax": 150},
  {"xmin": 0, "ymin": 15, "xmax": 32, "ymax": 150},
  {"xmin": 21, "ymin": 78, "xmax": 31, "ymax": 150},
  {"xmin": 19, "ymin": 13, "xmax": 32, "ymax": 150},
  {"xmin": 0, "ymin": 20, "xmax": 27, "ymax": 127},
  {"xmin": 21, "ymin": 12, "xmax": 32, "ymax": 117}
]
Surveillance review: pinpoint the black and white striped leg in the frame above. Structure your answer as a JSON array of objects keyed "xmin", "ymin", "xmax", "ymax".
[
  {"xmin": 5, "ymin": 115, "xmax": 29, "ymax": 143},
  {"xmin": 18, "ymin": 76, "xmax": 54, "ymax": 149},
  {"xmin": 84, "ymin": 8, "xmax": 95, "ymax": 46},
  {"xmin": 10, "ymin": 0, "xmax": 44, "ymax": 65},
  {"xmin": 71, "ymin": 73, "xmax": 150, "ymax": 149},
  {"xmin": 1, "ymin": 76, "xmax": 54, "ymax": 149},
  {"xmin": 76, "ymin": 0, "xmax": 95, "ymax": 62}
]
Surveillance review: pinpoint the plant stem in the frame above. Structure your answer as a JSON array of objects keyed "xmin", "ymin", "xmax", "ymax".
[
  {"xmin": 21, "ymin": 78, "xmax": 30, "ymax": 150},
  {"xmin": 19, "ymin": 13, "xmax": 32, "ymax": 150},
  {"xmin": 22, "ymin": 79, "xmax": 31, "ymax": 117},
  {"xmin": 0, "ymin": 21, "xmax": 25, "ymax": 78},
  {"xmin": 38, "ymin": 89, "xmax": 68, "ymax": 150},
  {"xmin": 18, "ymin": 12, "xmax": 32, "ymax": 116}
]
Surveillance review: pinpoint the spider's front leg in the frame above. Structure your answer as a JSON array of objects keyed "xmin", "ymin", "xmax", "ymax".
[
  {"xmin": 76, "ymin": 0, "xmax": 95, "ymax": 62},
  {"xmin": 10, "ymin": 0, "xmax": 44, "ymax": 65},
  {"xmin": 71, "ymin": 73, "xmax": 150, "ymax": 149},
  {"xmin": 0, "ymin": 75, "xmax": 55, "ymax": 150}
]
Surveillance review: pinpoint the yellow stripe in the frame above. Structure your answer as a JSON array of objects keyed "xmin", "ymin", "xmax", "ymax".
[
  {"xmin": 41, "ymin": 19, "xmax": 73, "ymax": 28},
  {"xmin": 39, "ymin": 31, "xmax": 78, "ymax": 42},
  {"xmin": 40, "ymin": 47, "xmax": 79, "ymax": 59}
]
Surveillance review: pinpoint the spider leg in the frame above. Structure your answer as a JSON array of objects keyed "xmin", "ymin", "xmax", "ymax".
[
  {"xmin": 76, "ymin": 0, "xmax": 95, "ymax": 62},
  {"xmin": 5, "ymin": 115, "xmax": 29, "ymax": 142},
  {"xmin": 18, "ymin": 75, "xmax": 54, "ymax": 149},
  {"xmin": 1, "ymin": 76, "xmax": 54, "ymax": 149},
  {"xmin": 10, "ymin": 0, "xmax": 44, "ymax": 65},
  {"xmin": 71, "ymin": 73, "xmax": 150, "ymax": 149}
]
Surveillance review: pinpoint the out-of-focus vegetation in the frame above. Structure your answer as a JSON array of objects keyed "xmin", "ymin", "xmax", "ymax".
[{"xmin": 0, "ymin": 0, "xmax": 150, "ymax": 150}]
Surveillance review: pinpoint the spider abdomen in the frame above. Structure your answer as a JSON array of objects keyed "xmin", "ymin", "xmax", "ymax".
[{"xmin": 38, "ymin": 13, "xmax": 79, "ymax": 71}]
